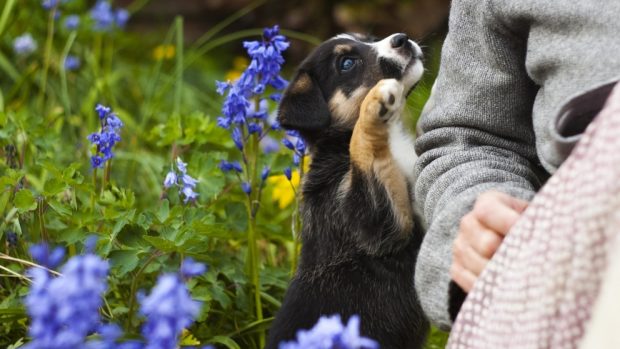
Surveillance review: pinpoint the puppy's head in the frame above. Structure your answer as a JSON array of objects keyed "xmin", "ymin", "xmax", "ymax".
[{"xmin": 278, "ymin": 33, "xmax": 423, "ymax": 133}]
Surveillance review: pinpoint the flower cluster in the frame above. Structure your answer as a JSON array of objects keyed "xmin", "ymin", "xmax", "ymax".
[
  {"xmin": 281, "ymin": 129, "xmax": 307, "ymax": 180},
  {"xmin": 64, "ymin": 55, "xmax": 81, "ymax": 71},
  {"xmin": 64, "ymin": 15, "xmax": 80, "ymax": 30},
  {"xmin": 24, "ymin": 244, "xmax": 109, "ymax": 349},
  {"xmin": 23, "ymin": 245, "xmax": 210, "ymax": 349},
  {"xmin": 90, "ymin": 1, "xmax": 130, "ymax": 31},
  {"xmin": 139, "ymin": 273, "xmax": 202, "ymax": 349},
  {"xmin": 13, "ymin": 33, "xmax": 37, "ymax": 56},
  {"xmin": 163, "ymin": 157, "xmax": 199, "ymax": 203},
  {"xmin": 216, "ymin": 25, "xmax": 288, "ymax": 130},
  {"xmin": 215, "ymin": 25, "xmax": 289, "ymax": 197},
  {"xmin": 279, "ymin": 315, "xmax": 379, "ymax": 349},
  {"xmin": 87, "ymin": 104, "xmax": 123, "ymax": 169}
]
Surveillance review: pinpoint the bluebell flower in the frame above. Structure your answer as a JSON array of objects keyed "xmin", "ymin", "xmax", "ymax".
[
  {"xmin": 284, "ymin": 167, "xmax": 292, "ymax": 181},
  {"xmin": 64, "ymin": 15, "xmax": 80, "ymax": 30},
  {"xmin": 176, "ymin": 157, "xmax": 188, "ymax": 174},
  {"xmin": 95, "ymin": 104, "xmax": 111, "ymax": 119},
  {"xmin": 163, "ymin": 171, "xmax": 177, "ymax": 188},
  {"xmin": 279, "ymin": 314, "xmax": 378, "ymax": 349},
  {"xmin": 30, "ymin": 243, "xmax": 65, "ymax": 268},
  {"xmin": 180, "ymin": 258, "xmax": 207, "ymax": 278},
  {"xmin": 115, "ymin": 9, "xmax": 130, "ymax": 28},
  {"xmin": 232, "ymin": 127, "xmax": 244, "ymax": 150},
  {"xmin": 13, "ymin": 33, "xmax": 37, "ymax": 56},
  {"xmin": 139, "ymin": 274, "xmax": 202, "ymax": 349},
  {"xmin": 282, "ymin": 138, "xmax": 295, "ymax": 150},
  {"xmin": 248, "ymin": 122, "xmax": 262, "ymax": 135},
  {"xmin": 6, "ymin": 231, "xmax": 18, "ymax": 247},
  {"xmin": 88, "ymin": 104, "xmax": 122, "ymax": 169},
  {"xmin": 90, "ymin": 1, "xmax": 128, "ymax": 31},
  {"xmin": 215, "ymin": 80, "xmax": 231, "ymax": 95},
  {"xmin": 261, "ymin": 166, "xmax": 270, "ymax": 181},
  {"xmin": 218, "ymin": 160, "xmax": 243, "ymax": 174},
  {"xmin": 90, "ymin": 1, "xmax": 115, "ymax": 31},
  {"xmin": 217, "ymin": 25, "xmax": 289, "ymax": 160},
  {"xmin": 181, "ymin": 174, "xmax": 199, "ymax": 188},
  {"xmin": 64, "ymin": 55, "xmax": 81, "ymax": 71},
  {"xmin": 241, "ymin": 182, "xmax": 252, "ymax": 195},
  {"xmin": 260, "ymin": 135, "xmax": 280, "ymax": 154},
  {"xmin": 41, "ymin": 0, "xmax": 59, "ymax": 10},
  {"xmin": 24, "ymin": 248, "xmax": 109, "ymax": 349},
  {"xmin": 181, "ymin": 185, "xmax": 198, "ymax": 203}
]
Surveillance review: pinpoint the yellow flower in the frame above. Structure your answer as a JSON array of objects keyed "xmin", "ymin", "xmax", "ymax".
[
  {"xmin": 153, "ymin": 44, "xmax": 175, "ymax": 61},
  {"xmin": 267, "ymin": 157, "xmax": 310, "ymax": 209},
  {"xmin": 268, "ymin": 170, "xmax": 300, "ymax": 209},
  {"xmin": 225, "ymin": 56, "xmax": 249, "ymax": 81}
]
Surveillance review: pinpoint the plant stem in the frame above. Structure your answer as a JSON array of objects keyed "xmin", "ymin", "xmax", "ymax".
[
  {"xmin": 126, "ymin": 251, "xmax": 162, "ymax": 329},
  {"xmin": 38, "ymin": 7, "xmax": 57, "ymax": 112},
  {"xmin": 290, "ymin": 156, "xmax": 305, "ymax": 275},
  {"xmin": 91, "ymin": 168, "xmax": 97, "ymax": 212},
  {"xmin": 173, "ymin": 16, "xmax": 183, "ymax": 121},
  {"xmin": 60, "ymin": 31, "xmax": 78, "ymax": 118},
  {"xmin": 246, "ymin": 199, "xmax": 264, "ymax": 348}
]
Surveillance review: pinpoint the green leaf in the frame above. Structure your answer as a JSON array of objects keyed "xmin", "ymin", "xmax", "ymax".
[
  {"xmin": 206, "ymin": 336, "xmax": 241, "ymax": 349},
  {"xmin": 13, "ymin": 190, "xmax": 37, "ymax": 213},
  {"xmin": 109, "ymin": 250, "xmax": 140, "ymax": 276},
  {"xmin": 157, "ymin": 199, "xmax": 170, "ymax": 222},
  {"xmin": 43, "ymin": 178, "xmax": 66, "ymax": 196},
  {"xmin": 142, "ymin": 235, "xmax": 177, "ymax": 252},
  {"xmin": 48, "ymin": 199, "xmax": 71, "ymax": 217}
]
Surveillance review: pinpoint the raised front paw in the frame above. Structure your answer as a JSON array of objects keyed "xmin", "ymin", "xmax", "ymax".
[{"xmin": 362, "ymin": 79, "xmax": 404, "ymax": 123}]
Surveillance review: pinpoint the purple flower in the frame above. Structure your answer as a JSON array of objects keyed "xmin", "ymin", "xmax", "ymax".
[
  {"xmin": 24, "ymin": 248, "xmax": 109, "ymax": 349},
  {"xmin": 180, "ymin": 258, "xmax": 207, "ymax": 278},
  {"xmin": 241, "ymin": 182, "xmax": 252, "ymax": 195},
  {"xmin": 181, "ymin": 186, "xmax": 198, "ymax": 203},
  {"xmin": 95, "ymin": 104, "xmax": 111, "ymax": 119},
  {"xmin": 218, "ymin": 160, "xmax": 234, "ymax": 173},
  {"xmin": 140, "ymin": 274, "xmax": 202, "ymax": 349},
  {"xmin": 215, "ymin": 80, "xmax": 230, "ymax": 95},
  {"xmin": 261, "ymin": 166, "xmax": 270, "ymax": 181},
  {"xmin": 88, "ymin": 104, "xmax": 122, "ymax": 169},
  {"xmin": 232, "ymin": 127, "xmax": 244, "ymax": 151},
  {"xmin": 217, "ymin": 25, "xmax": 289, "ymax": 166},
  {"xmin": 41, "ymin": 0, "xmax": 59, "ymax": 10},
  {"xmin": 30, "ymin": 244, "xmax": 65, "ymax": 269},
  {"xmin": 115, "ymin": 9, "xmax": 130, "ymax": 28},
  {"xmin": 13, "ymin": 33, "xmax": 37, "ymax": 56},
  {"xmin": 282, "ymin": 138, "xmax": 295, "ymax": 150},
  {"xmin": 90, "ymin": 1, "xmax": 115, "ymax": 31},
  {"xmin": 64, "ymin": 15, "xmax": 80, "ymax": 30},
  {"xmin": 163, "ymin": 171, "xmax": 177, "ymax": 189},
  {"xmin": 64, "ymin": 55, "xmax": 81, "ymax": 71},
  {"xmin": 260, "ymin": 135, "xmax": 280, "ymax": 154},
  {"xmin": 176, "ymin": 157, "xmax": 187, "ymax": 174},
  {"xmin": 6, "ymin": 231, "xmax": 18, "ymax": 247},
  {"xmin": 181, "ymin": 174, "xmax": 199, "ymax": 188},
  {"xmin": 279, "ymin": 314, "xmax": 378, "ymax": 349},
  {"xmin": 284, "ymin": 167, "xmax": 292, "ymax": 181}
]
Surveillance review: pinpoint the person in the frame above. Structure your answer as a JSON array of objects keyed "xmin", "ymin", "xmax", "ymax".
[{"xmin": 413, "ymin": 0, "xmax": 620, "ymax": 330}]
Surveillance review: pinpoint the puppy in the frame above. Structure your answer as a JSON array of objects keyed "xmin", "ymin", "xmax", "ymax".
[{"xmin": 266, "ymin": 33, "xmax": 428, "ymax": 349}]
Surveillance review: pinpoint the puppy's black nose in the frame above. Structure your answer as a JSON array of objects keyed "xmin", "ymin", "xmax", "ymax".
[{"xmin": 390, "ymin": 33, "xmax": 409, "ymax": 48}]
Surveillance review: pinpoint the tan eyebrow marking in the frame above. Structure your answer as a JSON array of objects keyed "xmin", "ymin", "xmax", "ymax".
[{"xmin": 333, "ymin": 44, "xmax": 353, "ymax": 55}]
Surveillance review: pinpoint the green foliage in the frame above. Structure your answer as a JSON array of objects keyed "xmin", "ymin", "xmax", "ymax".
[{"xmin": 0, "ymin": 0, "xmax": 446, "ymax": 348}]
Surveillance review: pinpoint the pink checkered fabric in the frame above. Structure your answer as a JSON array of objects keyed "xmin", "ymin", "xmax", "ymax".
[{"xmin": 447, "ymin": 83, "xmax": 620, "ymax": 349}]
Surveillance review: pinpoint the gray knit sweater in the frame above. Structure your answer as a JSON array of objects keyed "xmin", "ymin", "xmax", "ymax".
[{"xmin": 413, "ymin": 0, "xmax": 620, "ymax": 330}]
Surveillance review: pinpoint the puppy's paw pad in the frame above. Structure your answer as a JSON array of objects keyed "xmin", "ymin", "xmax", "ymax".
[{"xmin": 378, "ymin": 79, "xmax": 403, "ymax": 108}]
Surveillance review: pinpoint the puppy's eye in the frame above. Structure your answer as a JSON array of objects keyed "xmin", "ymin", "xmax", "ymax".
[{"xmin": 339, "ymin": 57, "xmax": 356, "ymax": 72}]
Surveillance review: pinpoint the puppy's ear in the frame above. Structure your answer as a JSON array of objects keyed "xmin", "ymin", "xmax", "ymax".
[{"xmin": 278, "ymin": 71, "xmax": 330, "ymax": 131}]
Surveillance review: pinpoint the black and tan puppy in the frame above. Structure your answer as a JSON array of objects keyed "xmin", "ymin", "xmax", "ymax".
[{"xmin": 266, "ymin": 33, "xmax": 428, "ymax": 349}]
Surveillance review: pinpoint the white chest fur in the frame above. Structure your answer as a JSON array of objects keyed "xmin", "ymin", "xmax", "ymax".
[{"xmin": 388, "ymin": 118, "xmax": 417, "ymax": 183}]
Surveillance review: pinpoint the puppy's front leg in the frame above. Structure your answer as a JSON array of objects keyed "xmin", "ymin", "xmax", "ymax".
[{"xmin": 346, "ymin": 79, "xmax": 414, "ymax": 246}]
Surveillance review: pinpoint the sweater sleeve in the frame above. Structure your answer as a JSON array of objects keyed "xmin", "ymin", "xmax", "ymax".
[{"xmin": 413, "ymin": 0, "xmax": 544, "ymax": 330}]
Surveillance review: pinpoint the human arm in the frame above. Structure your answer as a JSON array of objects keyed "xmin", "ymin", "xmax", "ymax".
[{"xmin": 412, "ymin": 0, "xmax": 544, "ymax": 330}]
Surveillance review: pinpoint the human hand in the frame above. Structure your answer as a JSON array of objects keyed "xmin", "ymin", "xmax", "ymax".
[{"xmin": 450, "ymin": 191, "xmax": 529, "ymax": 292}]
